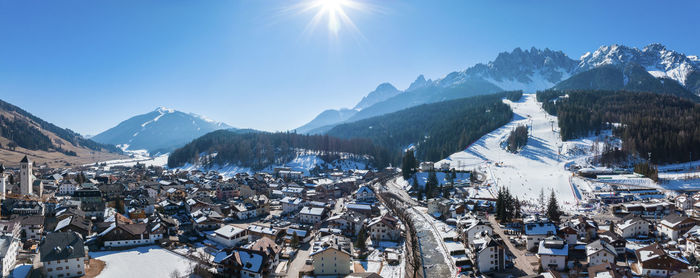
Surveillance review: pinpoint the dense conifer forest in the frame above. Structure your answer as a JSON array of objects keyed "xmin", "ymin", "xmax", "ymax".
[
  {"xmin": 167, "ymin": 130, "xmax": 389, "ymax": 170},
  {"xmin": 506, "ymin": 125, "xmax": 528, "ymax": 152},
  {"xmin": 327, "ymin": 92, "xmax": 516, "ymax": 164},
  {"xmin": 537, "ymin": 90, "xmax": 700, "ymax": 164}
]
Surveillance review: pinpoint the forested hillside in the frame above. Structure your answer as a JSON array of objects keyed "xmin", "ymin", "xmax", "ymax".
[
  {"xmin": 343, "ymin": 79, "xmax": 504, "ymax": 124},
  {"xmin": 537, "ymin": 90, "xmax": 700, "ymax": 164},
  {"xmin": 327, "ymin": 92, "xmax": 518, "ymax": 163},
  {"xmin": 167, "ymin": 130, "xmax": 389, "ymax": 170},
  {"xmin": 553, "ymin": 65, "xmax": 699, "ymax": 101},
  {"xmin": 0, "ymin": 99, "xmax": 121, "ymax": 155}
]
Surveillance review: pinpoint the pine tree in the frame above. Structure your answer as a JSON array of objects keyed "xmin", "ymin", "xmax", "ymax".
[
  {"xmin": 290, "ymin": 231, "xmax": 300, "ymax": 248},
  {"xmin": 355, "ymin": 226, "xmax": 367, "ymax": 251},
  {"xmin": 514, "ymin": 197, "xmax": 522, "ymax": 219},
  {"xmin": 426, "ymin": 171, "xmax": 438, "ymax": 199},
  {"xmin": 504, "ymin": 187, "xmax": 513, "ymax": 222},
  {"xmin": 538, "ymin": 188, "xmax": 546, "ymax": 214},
  {"xmin": 401, "ymin": 150, "xmax": 417, "ymax": 180},
  {"xmin": 546, "ymin": 189, "xmax": 561, "ymax": 223},
  {"xmin": 495, "ymin": 187, "xmax": 504, "ymax": 221}
]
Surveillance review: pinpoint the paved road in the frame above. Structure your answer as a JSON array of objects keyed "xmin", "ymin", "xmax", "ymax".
[
  {"xmin": 384, "ymin": 177, "xmax": 454, "ymax": 278},
  {"xmin": 286, "ymin": 244, "xmax": 310, "ymax": 278},
  {"xmin": 333, "ymin": 197, "xmax": 344, "ymax": 215},
  {"xmin": 487, "ymin": 215, "xmax": 537, "ymax": 275}
]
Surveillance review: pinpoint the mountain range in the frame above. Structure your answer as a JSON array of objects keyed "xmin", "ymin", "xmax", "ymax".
[
  {"xmin": 297, "ymin": 43, "xmax": 700, "ymax": 134},
  {"xmin": 91, "ymin": 107, "xmax": 232, "ymax": 155},
  {"xmin": 0, "ymin": 98, "xmax": 124, "ymax": 167}
]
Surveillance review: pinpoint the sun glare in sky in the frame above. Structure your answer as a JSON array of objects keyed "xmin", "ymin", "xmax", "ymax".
[{"xmin": 296, "ymin": 0, "xmax": 370, "ymax": 38}]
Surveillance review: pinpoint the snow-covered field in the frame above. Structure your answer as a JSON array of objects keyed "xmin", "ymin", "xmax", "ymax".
[
  {"xmin": 436, "ymin": 94, "xmax": 594, "ymax": 209},
  {"xmin": 90, "ymin": 246, "xmax": 194, "ymax": 278},
  {"xmin": 84, "ymin": 148, "xmax": 169, "ymax": 168}
]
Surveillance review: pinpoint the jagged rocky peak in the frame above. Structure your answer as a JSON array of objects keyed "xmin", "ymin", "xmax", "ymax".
[
  {"xmin": 353, "ymin": 82, "xmax": 401, "ymax": 110},
  {"xmin": 406, "ymin": 74, "xmax": 431, "ymax": 91},
  {"xmin": 578, "ymin": 43, "xmax": 700, "ymax": 85}
]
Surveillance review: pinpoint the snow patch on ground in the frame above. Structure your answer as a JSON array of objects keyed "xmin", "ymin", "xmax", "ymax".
[
  {"xmin": 178, "ymin": 151, "xmax": 368, "ymax": 178},
  {"xmin": 91, "ymin": 246, "xmax": 194, "ymax": 278}
]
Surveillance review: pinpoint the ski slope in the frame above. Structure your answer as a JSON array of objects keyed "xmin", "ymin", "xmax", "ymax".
[{"xmin": 437, "ymin": 94, "xmax": 586, "ymax": 209}]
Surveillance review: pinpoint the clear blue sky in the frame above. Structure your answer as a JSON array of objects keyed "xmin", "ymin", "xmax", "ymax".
[{"xmin": 1, "ymin": 0, "xmax": 699, "ymax": 135}]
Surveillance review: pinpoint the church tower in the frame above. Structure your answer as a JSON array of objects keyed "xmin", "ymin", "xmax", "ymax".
[
  {"xmin": 20, "ymin": 155, "xmax": 33, "ymax": 196},
  {"xmin": 0, "ymin": 164, "xmax": 6, "ymax": 199}
]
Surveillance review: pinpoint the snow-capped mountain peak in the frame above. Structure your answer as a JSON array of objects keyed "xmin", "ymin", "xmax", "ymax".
[
  {"xmin": 155, "ymin": 106, "xmax": 175, "ymax": 114},
  {"xmin": 92, "ymin": 108, "xmax": 233, "ymax": 153},
  {"xmin": 578, "ymin": 43, "xmax": 700, "ymax": 85},
  {"xmin": 415, "ymin": 47, "xmax": 579, "ymax": 92}
]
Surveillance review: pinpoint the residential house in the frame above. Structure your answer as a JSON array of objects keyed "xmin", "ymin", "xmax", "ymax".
[
  {"xmin": 675, "ymin": 195, "xmax": 694, "ymax": 211},
  {"xmin": 73, "ymin": 184, "xmax": 105, "ymax": 219},
  {"xmin": 13, "ymin": 215, "xmax": 44, "ymax": 241},
  {"xmin": 219, "ymin": 249, "xmax": 265, "ymax": 278},
  {"xmin": 247, "ymin": 225, "xmax": 281, "ymax": 241},
  {"xmin": 243, "ymin": 237, "xmax": 281, "ymax": 275},
  {"xmin": 280, "ymin": 197, "xmax": 303, "ymax": 215},
  {"xmin": 100, "ymin": 218, "xmax": 164, "ymax": 247},
  {"xmin": 599, "ymin": 230, "xmax": 626, "ymax": 256},
  {"xmin": 558, "ymin": 226, "xmax": 578, "ymax": 245},
  {"xmin": 354, "ymin": 186, "xmax": 375, "ymax": 203},
  {"xmin": 568, "ymin": 216, "xmax": 598, "ymax": 241},
  {"xmin": 326, "ymin": 212, "xmax": 364, "ymax": 237},
  {"xmin": 299, "ymin": 206, "xmax": 325, "ymax": 225},
  {"xmin": 191, "ymin": 208, "xmax": 224, "ymax": 231},
  {"xmin": 658, "ymin": 213, "xmax": 696, "ymax": 241},
  {"xmin": 615, "ymin": 215, "xmax": 650, "ymax": 238},
  {"xmin": 0, "ymin": 233, "xmax": 20, "ymax": 277},
  {"xmin": 525, "ymin": 222, "xmax": 557, "ymax": 251},
  {"xmin": 587, "ymin": 262, "xmax": 632, "ymax": 278},
  {"xmin": 39, "ymin": 232, "xmax": 87, "ymax": 278},
  {"xmin": 537, "ymin": 236, "xmax": 568, "ymax": 271},
  {"xmin": 467, "ymin": 232, "xmax": 505, "ymax": 273},
  {"xmin": 585, "ymin": 239, "xmax": 617, "ymax": 266},
  {"xmin": 368, "ymin": 214, "xmax": 400, "ymax": 242},
  {"xmin": 207, "ymin": 225, "xmax": 249, "ymax": 248},
  {"xmin": 310, "ymin": 235, "xmax": 353, "ymax": 276},
  {"xmin": 459, "ymin": 217, "xmax": 493, "ymax": 244},
  {"xmin": 55, "ymin": 215, "xmax": 92, "ymax": 239},
  {"xmin": 633, "ymin": 243, "xmax": 688, "ymax": 277}
]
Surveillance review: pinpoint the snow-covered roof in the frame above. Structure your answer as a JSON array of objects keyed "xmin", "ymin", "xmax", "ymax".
[
  {"xmin": 54, "ymin": 216, "xmax": 72, "ymax": 232},
  {"xmin": 236, "ymin": 250, "xmax": 263, "ymax": 273},
  {"xmin": 538, "ymin": 239, "xmax": 568, "ymax": 256},
  {"xmin": 213, "ymin": 225, "xmax": 246, "ymax": 239},
  {"xmin": 346, "ymin": 203, "xmax": 372, "ymax": 211},
  {"xmin": 524, "ymin": 223, "xmax": 556, "ymax": 235},
  {"xmin": 299, "ymin": 206, "xmax": 324, "ymax": 216}
]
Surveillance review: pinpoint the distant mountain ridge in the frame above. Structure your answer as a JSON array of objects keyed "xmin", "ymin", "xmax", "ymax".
[
  {"xmin": 296, "ymin": 43, "xmax": 700, "ymax": 134},
  {"xmin": 92, "ymin": 107, "xmax": 232, "ymax": 154},
  {"xmin": 577, "ymin": 44, "xmax": 700, "ymax": 90},
  {"xmin": 0, "ymin": 98, "xmax": 123, "ymax": 166}
]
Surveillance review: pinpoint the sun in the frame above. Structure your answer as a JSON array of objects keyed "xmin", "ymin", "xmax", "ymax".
[{"xmin": 296, "ymin": 0, "xmax": 370, "ymax": 37}]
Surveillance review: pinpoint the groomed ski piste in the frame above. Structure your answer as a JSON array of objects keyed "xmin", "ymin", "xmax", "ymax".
[{"xmin": 437, "ymin": 93, "xmax": 606, "ymax": 211}]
